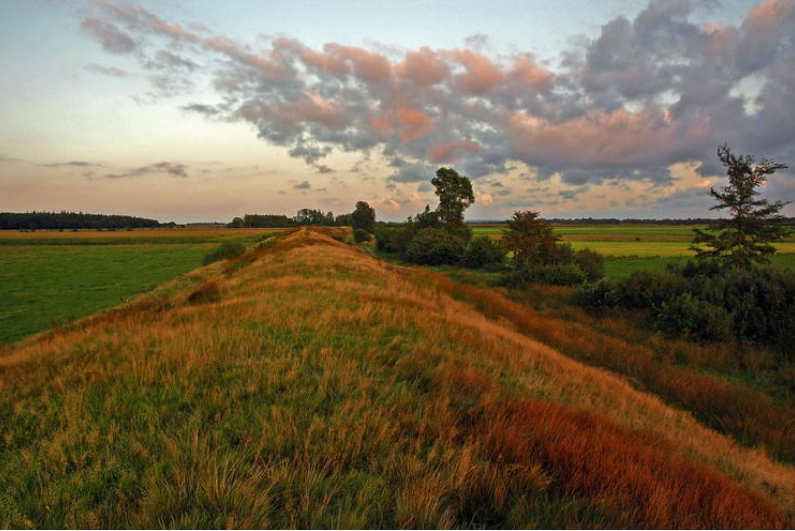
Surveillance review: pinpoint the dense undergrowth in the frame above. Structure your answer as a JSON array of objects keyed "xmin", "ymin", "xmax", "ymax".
[{"xmin": 1, "ymin": 227, "xmax": 793, "ymax": 528}]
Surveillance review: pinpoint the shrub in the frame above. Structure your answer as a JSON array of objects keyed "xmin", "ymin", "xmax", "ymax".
[
  {"xmin": 574, "ymin": 248, "xmax": 605, "ymax": 282},
  {"xmin": 203, "ymin": 242, "xmax": 246, "ymax": 265},
  {"xmin": 461, "ymin": 236, "xmax": 505, "ymax": 268},
  {"xmin": 654, "ymin": 293, "xmax": 733, "ymax": 341},
  {"xmin": 574, "ymin": 279, "xmax": 619, "ymax": 309},
  {"xmin": 353, "ymin": 228, "xmax": 373, "ymax": 243},
  {"xmin": 375, "ymin": 227, "xmax": 416, "ymax": 254},
  {"xmin": 404, "ymin": 228, "xmax": 466, "ymax": 265},
  {"xmin": 187, "ymin": 280, "xmax": 221, "ymax": 305},
  {"xmin": 613, "ymin": 271, "xmax": 686, "ymax": 309},
  {"xmin": 444, "ymin": 222, "xmax": 473, "ymax": 242},
  {"xmin": 503, "ymin": 263, "xmax": 587, "ymax": 287},
  {"xmin": 556, "ymin": 243, "xmax": 576, "ymax": 263}
]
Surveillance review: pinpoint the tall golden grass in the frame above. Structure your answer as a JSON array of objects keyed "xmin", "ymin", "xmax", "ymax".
[{"xmin": 0, "ymin": 226, "xmax": 792, "ymax": 528}]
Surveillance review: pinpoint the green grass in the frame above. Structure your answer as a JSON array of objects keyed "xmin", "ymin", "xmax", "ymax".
[
  {"xmin": 603, "ymin": 253, "xmax": 795, "ymax": 279},
  {"xmin": 0, "ymin": 245, "xmax": 209, "ymax": 344}
]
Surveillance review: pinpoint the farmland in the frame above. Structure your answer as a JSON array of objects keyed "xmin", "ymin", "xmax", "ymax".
[
  {"xmin": 1, "ymin": 226, "xmax": 793, "ymax": 528},
  {"xmin": 0, "ymin": 228, "xmax": 283, "ymax": 344},
  {"xmin": 472, "ymin": 224, "xmax": 795, "ymax": 277}
]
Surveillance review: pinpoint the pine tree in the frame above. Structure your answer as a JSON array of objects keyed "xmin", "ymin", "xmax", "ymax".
[{"xmin": 691, "ymin": 145, "xmax": 790, "ymax": 269}]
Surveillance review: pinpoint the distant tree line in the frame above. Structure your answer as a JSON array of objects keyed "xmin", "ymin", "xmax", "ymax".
[
  {"xmin": 0, "ymin": 211, "xmax": 160, "ymax": 230},
  {"xmin": 229, "ymin": 203, "xmax": 376, "ymax": 232}
]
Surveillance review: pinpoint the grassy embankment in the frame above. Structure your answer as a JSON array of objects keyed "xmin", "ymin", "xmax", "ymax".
[
  {"xmin": 0, "ymin": 228, "xmax": 284, "ymax": 344},
  {"xmin": 1, "ymin": 226, "xmax": 793, "ymax": 528},
  {"xmin": 472, "ymin": 224, "xmax": 795, "ymax": 278}
]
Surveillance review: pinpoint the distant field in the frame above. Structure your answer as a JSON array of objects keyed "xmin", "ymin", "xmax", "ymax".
[
  {"xmin": 0, "ymin": 227, "xmax": 282, "ymax": 344},
  {"xmin": 0, "ymin": 244, "xmax": 209, "ymax": 344},
  {"xmin": 0, "ymin": 227, "xmax": 285, "ymax": 245},
  {"xmin": 472, "ymin": 224, "xmax": 795, "ymax": 277}
]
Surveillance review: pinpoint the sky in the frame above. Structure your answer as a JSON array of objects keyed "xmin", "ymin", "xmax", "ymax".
[{"xmin": 1, "ymin": 0, "xmax": 794, "ymax": 222}]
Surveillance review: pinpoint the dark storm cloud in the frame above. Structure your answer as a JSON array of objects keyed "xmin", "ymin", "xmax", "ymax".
[{"xmin": 83, "ymin": 0, "xmax": 795, "ymax": 196}]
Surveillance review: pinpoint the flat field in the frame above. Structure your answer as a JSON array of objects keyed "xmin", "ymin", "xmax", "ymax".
[
  {"xmin": 0, "ymin": 228, "xmax": 282, "ymax": 344},
  {"xmin": 472, "ymin": 224, "xmax": 795, "ymax": 278}
]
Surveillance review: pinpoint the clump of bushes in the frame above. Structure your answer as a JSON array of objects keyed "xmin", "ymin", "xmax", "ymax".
[
  {"xmin": 404, "ymin": 228, "xmax": 466, "ymax": 265},
  {"xmin": 187, "ymin": 280, "xmax": 221, "ymax": 305},
  {"xmin": 203, "ymin": 242, "xmax": 246, "ymax": 265},
  {"xmin": 461, "ymin": 236, "xmax": 505, "ymax": 268},
  {"xmin": 503, "ymin": 263, "xmax": 587, "ymax": 287},
  {"xmin": 352, "ymin": 228, "xmax": 373, "ymax": 243},
  {"xmin": 375, "ymin": 227, "xmax": 415, "ymax": 254},
  {"xmin": 501, "ymin": 243, "xmax": 603, "ymax": 288},
  {"xmin": 574, "ymin": 261, "xmax": 795, "ymax": 352}
]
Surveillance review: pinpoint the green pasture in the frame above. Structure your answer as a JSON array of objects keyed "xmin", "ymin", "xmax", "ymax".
[{"xmin": 0, "ymin": 245, "xmax": 209, "ymax": 344}]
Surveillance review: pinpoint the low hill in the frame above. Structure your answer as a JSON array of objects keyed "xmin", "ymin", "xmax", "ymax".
[{"xmin": 1, "ymin": 227, "xmax": 793, "ymax": 528}]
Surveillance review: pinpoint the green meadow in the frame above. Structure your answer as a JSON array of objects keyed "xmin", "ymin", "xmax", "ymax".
[{"xmin": 0, "ymin": 245, "xmax": 208, "ymax": 344}]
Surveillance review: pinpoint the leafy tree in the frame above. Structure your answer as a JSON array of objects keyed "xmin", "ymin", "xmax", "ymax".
[
  {"xmin": 692, "ymin": 145, "xmax": 790, "ymax": 269},
  {"xmin": 335, "ymin": 213, "xmax": 353, "ymax": 226},
  {"xmin": 431, "ymin": 167, "xmax": 474, "ymax": 233},
  {"xmin": 411, "ymin": 205, "xmax": 441, "ymax": 230},
  {"xmin": 228, "ymin": 216, "xmax": 244, "ymax": 228},
  {"xmin": 502, "ymin": 211, "xmax": 560, "ymax": 268},
  {"xmin": 351, "ymin": 201, "xmax": 376, "ymax": 232},
  {"xmin": 294, "ymin": 208, "xmax": 327, "ymax": 225}
]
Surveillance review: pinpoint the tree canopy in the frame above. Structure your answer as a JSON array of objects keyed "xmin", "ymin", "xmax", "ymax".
[
  {"xmin": 501, "ymin": 211, "xmax": 560, "ymax": 268},
  {"xmin": 431, "ymin": 167, "xmax": 474, "ymax": 228},
  {"xmin": 691, "ymin": 145, "xmax": 790, "ymax": 269}
]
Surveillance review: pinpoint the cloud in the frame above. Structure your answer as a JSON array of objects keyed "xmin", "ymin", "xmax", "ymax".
[
  {"xmin": 314, "ymin": 164, "xmax": 335, "ymax": 174},
  {"xmin": 293, "ymin": 180, "xmax": 311, "ymax": 189},
  {"xmin": 82, "ymin": 0, "xmax": 795, "ymax": 196},
  {"xmin": 42, "ymin": 161, "xmax": 103, "ymax": 168},
  {"xmin": 101, "ymin": 162, "xmax": 189, "ymax": 179},
  {"xmin": 85, "ymin": 63, "xmax": 129, "ymax": 77}
]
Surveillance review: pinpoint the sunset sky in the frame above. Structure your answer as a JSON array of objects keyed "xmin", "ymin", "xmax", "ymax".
[{"xmin": 1, "ymin": 0, "xmax": 794, "ymax": 222}]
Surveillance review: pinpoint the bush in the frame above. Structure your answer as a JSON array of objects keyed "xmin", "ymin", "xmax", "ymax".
[
  {"xmin": 654, "ymin": 293, "xmax": 733, "ymax": 341},
  {"xmin": 444, "ymin": 222, "xmax": 473, "ymax": 242},
  {"xmin": 404, "ymin": 228, "xmax": 466, "ymax": 265},
  {"xmin": 187, "ymin": 280, "xmax": 221, "ymax": 305},
  {"xmin": 461, "ymin": 236, "xmax": 505, "ymax": 268},
  {"xmin": 556, "ymin": 243, "xmax": 576, "ymax": 263},
  {"xmin": 574, "ymin": 248, "xmax": 605, "ymax": 282},
  {"xmin": 375, "ymin": 227, "xmax": 416, "ymax": 254},
  {"xmin": 503, "ymin": 263, "xmax": 587, "ymax": 287},
  {"xmin": 203, "ymin": 242, "xmax": 246, "ymax": 265},
  {"xmin": 353, "ymin": 228, "xmax": 373, "ymax": 243},
  {"xmin": 613, "ymin": 272, "xmax": 687, "ymax": 309},
  {"xmin": 574, "ymin": 279, "xmax": 619, "ymax": 309}
]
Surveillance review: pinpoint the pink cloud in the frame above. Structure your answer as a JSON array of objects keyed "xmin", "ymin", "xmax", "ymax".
[
  {"xmin": 443, "ymin": 49, "xmax": 504, "ymax": 94},
  {"xmin": 324, "ymin": 44, "xmax": 392, "ymax": 84},
  {"xmin": 395, "ymin": 47, "xmax": 449, "ymax": 88},
  {"xmin": 427, "ymin": 141, "xmax": 481, "ymax": 163}
]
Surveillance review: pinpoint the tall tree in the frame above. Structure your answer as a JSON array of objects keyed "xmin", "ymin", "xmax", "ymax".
[
  {"xmin": 502, "ymin": 211, "xmax": 560, "ymax": 268},
  {"xmin": 431, "ymin": 167, "xmax": 474, "ymax": 229},
  {"xmin": 351, "ymin": 201, "xmax": 376, "ymax": 232},
  {"xmin": 691, "ymin": 145, "xmax": 790, "ymax": 269}
]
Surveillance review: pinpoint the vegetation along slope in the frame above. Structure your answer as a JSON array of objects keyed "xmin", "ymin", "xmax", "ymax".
[{"xmin": 1, "ymin": 227, "xmax": 794, "ymax": 528}]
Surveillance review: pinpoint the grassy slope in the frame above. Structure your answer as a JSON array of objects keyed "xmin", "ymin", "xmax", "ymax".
[{"xmin": 1, "ymin": 227, "xmax": 793, "ymax": 528}]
